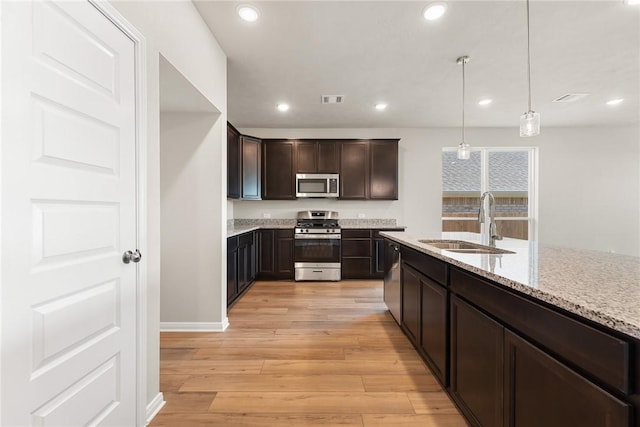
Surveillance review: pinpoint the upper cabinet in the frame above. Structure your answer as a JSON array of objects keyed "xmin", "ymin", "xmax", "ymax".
[
  {"xmin": 296, "ymin": 140, "xmax": 338, "ymax": 174},
  {"xmin": 262, "ymin": 139, "xmax": 296, "ymax": 200},
  {"xmin": 227, "ymin": 122, "xmax": 261, "ymax": 200},
  {"xmin": 339, "ymin": 139, "xmax": 398, "ymax": 200}
]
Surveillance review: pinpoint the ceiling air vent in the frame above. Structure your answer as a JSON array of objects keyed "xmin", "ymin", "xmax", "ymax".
[
  {"xmin": 552, "ymin": 93, "xmax": 590, "ymax": 103},
  {"xmin": 321, "ymin": 95, "xmax": 345, "ymax": 104}
]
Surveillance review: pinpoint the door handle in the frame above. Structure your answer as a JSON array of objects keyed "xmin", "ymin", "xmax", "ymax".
[{"xmin": 122, "ymin": 249, "xmax": 142, "ymax": 264}]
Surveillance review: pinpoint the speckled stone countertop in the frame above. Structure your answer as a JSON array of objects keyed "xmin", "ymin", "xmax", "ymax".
[
  {"xmin": 380, "ymin": 231, "xmax": 640, "ymax": 340},
  {"xmin": 227, "ymin": 219, "xmax": 405, "ymax": 237}
]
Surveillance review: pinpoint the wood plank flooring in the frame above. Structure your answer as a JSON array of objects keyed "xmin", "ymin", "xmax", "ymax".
[{"xmin": 150, "ymin": 280, "xmax": 467, "ymax": 427}]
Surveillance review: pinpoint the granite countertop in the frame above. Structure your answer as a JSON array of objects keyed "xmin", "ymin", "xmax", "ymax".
[
  {"xmin": 380, "ymin": 231, "xmax": 640, "ymax": 340},
  {"xmin": 227, "ymin": 219, "xmax": 405, "ymax": 237}
]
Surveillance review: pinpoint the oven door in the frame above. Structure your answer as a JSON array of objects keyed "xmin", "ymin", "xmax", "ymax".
[{"xmin": 294, "ymin": 235, "xmax": 341, "ymax": 264}]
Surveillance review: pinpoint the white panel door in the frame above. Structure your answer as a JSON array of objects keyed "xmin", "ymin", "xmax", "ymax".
[{"xmin": 2, "ymin": 1, "xmax": 138, "ymax": 425}]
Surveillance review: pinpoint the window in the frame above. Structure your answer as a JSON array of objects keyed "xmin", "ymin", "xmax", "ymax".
[{"xmin": 442, "ymin": 147, "xmax": 537, "ymax": 240}]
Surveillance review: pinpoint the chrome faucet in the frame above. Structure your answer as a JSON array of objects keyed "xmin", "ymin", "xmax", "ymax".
[{"xmin": 478, "ymin": 191, "xmax": 502, "ymax": 246}]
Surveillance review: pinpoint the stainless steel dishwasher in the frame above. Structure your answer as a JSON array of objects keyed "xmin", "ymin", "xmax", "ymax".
[{"xmin": 383, "ymin": 241, "xmax": 401, "ymax": 325}]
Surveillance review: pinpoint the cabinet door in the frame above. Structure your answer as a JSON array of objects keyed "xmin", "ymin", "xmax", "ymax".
[
  {"xmin": 504, "ymin": 331, "xmax": 630, "ymax": 427},
  {"xmin": 237, "ymin": 243, "xmax": 249, "ymax": 292},
  {"xmin": 241, "ymin": 136, "xmax": 261, "ymax": 200},
  {"xmin": 275, "ymin": 229, "xmax": 294, "ymax": 278},
  {"xmin": 339, "ymin": 141, "xmax": 369, "ymax": 199},
  {"xmin": 317, "ymin": 141, "xmax": 338, "ymax": 173},
  {"xmin": 373, "ymin": 238, "xmax": 385, "ymax": 277},
  {"xmin": 262, "ymin": 140, "xmax": 296, "ymax": 199},
  {"xmin": 370, "ymin": 140, "xmax": 398, "ymax": 200},
  {"xmin": 258, "ymin": 230, "xmax": 275, "ymax": 275},
  {"xmin": 401, "ymin": 264, "xmax": 421, "ymax": 345},
  {"xmin": 296, "ymin": 141, "xmax": 317, "ymax": 173},
  {"xmin": 227, "ymin": 237, "xmax": 239, "ymax": 305},
  {"xmin": 421, "ymin": 276, "xmax": 448, "ymax": 385},
  {"xmin": 249, "ymin": 231, "xmax": 258, "ymax": 282},
  {"xmin": 450, "ymin": 295, "xmax": 503, "ymax": 427},
  {"xmin": 227, "ymin": 123, "xmax": 241, "ymax": 199}
]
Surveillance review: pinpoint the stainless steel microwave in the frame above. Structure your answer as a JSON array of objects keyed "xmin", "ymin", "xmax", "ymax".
[{"xmin": 296, "ymin": 174, "xmax": 339, "ymax": 198}]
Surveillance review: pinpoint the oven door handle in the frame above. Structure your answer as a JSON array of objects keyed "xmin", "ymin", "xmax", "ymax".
[{"xmin": 294, "ymin": 234, "xmax": 341, "ymax": 240}]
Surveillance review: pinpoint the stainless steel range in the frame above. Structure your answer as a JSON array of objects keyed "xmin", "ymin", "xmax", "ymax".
[{"xmin": 294, "ymin": 210, "xmax": 341, "ymax": 281}]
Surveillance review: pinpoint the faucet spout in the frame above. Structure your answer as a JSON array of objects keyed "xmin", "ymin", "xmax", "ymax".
[{"xmin": 479, "ymin": 192, "xmax": 502, "ymax": 246}]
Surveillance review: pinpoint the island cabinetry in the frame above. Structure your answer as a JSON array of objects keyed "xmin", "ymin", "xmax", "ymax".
[
  {"xmin": 450, "ymin": 295, "xmax": 504, "ymax": 427},
  {"xmin": 503, "ymin": 330, "xmax": 630, "ymax": 427},
  {"xmin": 227, "ymin": 123, "xmax": 261, "ymax": 200},
  {"xmin": 401, "ymin": 246, "xmax": 448, "ymax": 385},
  {"xmin": 257, "ymin": 229, "xmax": 294, "ymax": 280},
  {"xmin": 227, "ymin": 231, "xmax": 257, "ymax": 307},
  {"xmin": 262, "ymin": 140, "xmax": 296, "ymax": 200},
  {"xmin": 400, "ymin": 263, "xmax": 421, "ymax": 345},
  {"xmin": 296, "ymin": 140, "xmax": 338, "ymax": 173}
]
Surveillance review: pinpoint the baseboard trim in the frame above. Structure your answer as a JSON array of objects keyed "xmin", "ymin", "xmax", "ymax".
[
  {"xmin": 145, "ymin": 392, "xmax": 165, "ymax": 425},
  {"xmin": 160, "ymin": 320, "xmax": 229, "ymax": 332}
]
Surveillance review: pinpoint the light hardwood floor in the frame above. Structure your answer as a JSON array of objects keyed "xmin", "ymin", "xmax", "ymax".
[{"xmin": 150, "ymin": 280, "xmax": 467, "ymax": 426}]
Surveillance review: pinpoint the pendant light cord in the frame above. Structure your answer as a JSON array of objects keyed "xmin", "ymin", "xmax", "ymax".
[
  {"xmin": 526, "ymin": 0, "xmax": 532, "ymax": 112},
  {"xmin": 462, "ymin": 58, "xmax": 466, "ymax": 143}
]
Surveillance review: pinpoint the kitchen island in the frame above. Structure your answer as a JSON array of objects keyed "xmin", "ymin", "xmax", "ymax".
[{"xmin": 380, "ymin": 231, "xmax": 640, "ymax": 427}]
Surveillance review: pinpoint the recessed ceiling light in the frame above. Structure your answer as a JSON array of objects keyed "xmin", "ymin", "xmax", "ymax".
[
  {"xmin": 375, "ymin": 103, "xmax": 387, "ymax": 111},
  {"xmin": 606, "ymin": 98, "xmax": 624, "ymax": 106},
  {"xmin": 624, "ymin": 0, "xmax": 640, "ymax": 5},
  {"xmin": 422, "ymin": 2, "xmax": 447, "ymax": 21},
  {"xmin": 478, "ymin": 99, "xmax": 493, "ymax": 106},
  {"xmin": 237, "ymin": 4, "xmax": 260, "ymax": 22},
  {"xmin": 276, "ymin": 103, "xmax": 290, "ymax": 112}
]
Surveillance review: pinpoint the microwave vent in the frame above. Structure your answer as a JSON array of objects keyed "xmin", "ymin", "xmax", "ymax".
[
  {"xmin": 321, "ymin": 95, "xmax": 345, "ymax": 104},
  {"xmin": 552, "ymin": 93, "xmax": 590, "ymax": 103}
]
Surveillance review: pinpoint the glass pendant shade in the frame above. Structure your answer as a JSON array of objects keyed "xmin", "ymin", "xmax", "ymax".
[
  {"xmin": 519, "ymin": 111, "xmax": 540, "ymax": 137},
  {"xmin": 457, "ymin": 142, "xmax": 471, "ymax": 160}
]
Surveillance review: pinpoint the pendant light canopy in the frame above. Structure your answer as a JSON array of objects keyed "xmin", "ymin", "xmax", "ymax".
[
  {"xmin": 457, "ymin": 55, "xmax": 471, "ymax": 160},
  {"xmin": 520, "ymin": 0, "xmax": 540, "ymax": 137}
]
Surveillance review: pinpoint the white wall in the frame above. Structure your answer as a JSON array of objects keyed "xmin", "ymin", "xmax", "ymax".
[
  {"xmin": 110, "ymin": 0, "xmax": 227, "ymax": 411},
  {"xmin": 238, "ymin": 126, "xmax": 640, "ymax": 256}
]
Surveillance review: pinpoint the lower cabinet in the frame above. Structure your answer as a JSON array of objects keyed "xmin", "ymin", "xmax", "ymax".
[
  {"xmin": 400, "ymin": 263, "xmax": 421, "ymax": 345},
  {"xmin": 420, "ymin": 276, "xmax": 448, "ymax": 385},
  {"xmin": 227, "ymin": 231, "xmax": 257, "ymax": 307},
  {"xmin": 393, "ymin": 242, "xmax": 635, "ymax": 427},
  {"xmin": 504, "ymin": 330, "xmax": 630, "ymax": 427},
  {"xmin": 450, "ymin": 295, "xmax": 504, "ymax": 427},
  {"xmin": 342, "ymin": 228, "xmax": 405, "ymax": 279},
  {"xmin": 257, "ymin": 229, "xmax": 294, "ymax": 280}
]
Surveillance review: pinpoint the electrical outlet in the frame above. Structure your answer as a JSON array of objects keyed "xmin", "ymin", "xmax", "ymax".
[
  {"xmin": 262, "ymin": 213, "xmax": 271, "ymax": 219},
  {"xmin": 358, "ymin": 213, "xmax": 366, "ymax": 219}
]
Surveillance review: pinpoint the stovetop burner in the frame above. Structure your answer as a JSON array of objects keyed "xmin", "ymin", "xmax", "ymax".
[{"xmin": 295, "ymin": 210, "xmax": 340, "ymax": 229}]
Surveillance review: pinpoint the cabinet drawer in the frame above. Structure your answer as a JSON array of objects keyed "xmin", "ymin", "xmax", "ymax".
[
  {"xmin": 342, "ymin": 239, "xmax": 371, "ymax": 257},
  {"xmin": 276, "ymin": 229, "xmax": 294, "ymax": 238},
  {"xmin": 342, "ymin": 229, "xmax": 371, "ymax": 239},
  {"xmin": 450, "ymin": 268, "xmax": 630, "ymax": 394},
  {"xmin": 342, "ymin": 258, "xmax": 371, "ymax": 278},
  {"xmin": 401, "ymin": 246, "xmax": 447, "ymax": 286}
]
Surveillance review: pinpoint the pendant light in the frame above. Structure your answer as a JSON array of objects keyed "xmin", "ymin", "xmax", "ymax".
[
  {"xmin": 520, "ymin": 0, "xmax": 540, "ymax": 137},
  {"xmin": 457, "ymin": 56, "xmax": 471, "ymax": 160}
]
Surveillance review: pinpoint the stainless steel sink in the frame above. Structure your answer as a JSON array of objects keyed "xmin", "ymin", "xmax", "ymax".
[{"xmin": 419, "ymin": 239, "xmax": 515, "ymax": 255}]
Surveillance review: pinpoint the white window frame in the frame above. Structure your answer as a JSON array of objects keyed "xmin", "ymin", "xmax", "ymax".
[{"xmin": 441, "ymin": 147, "xmax": 539, "ymax": 241}]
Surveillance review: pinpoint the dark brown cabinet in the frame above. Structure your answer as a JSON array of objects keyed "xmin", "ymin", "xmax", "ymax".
[
  {"xmin": 227, "ymin": 231, "xmax": 257, "ymax": 307},
  {"xmin": 262, "ymin": 140, "xmax": 296, "ymax": 200},
  {"xmin": 401, "ymin": 264, "xmax": 422, "ymax": 345},
  {"xmin": 450, "ymin": 295, "xmax": 504, "ymax": 427},
  {"xmin": 339, "ymin": 139, "xmax": 398, "ymax": 200},
  {"xmin": 227, "ymin": 123, "xmax": 261, "ymax": 200},
  {"xmin": 295, "ymin": 141, "xmax": 338, "ymax": 174},
  {"xmin": 504, "ymin": 330, "xmax": 630, "ymax": 427},
  {"xmin": 257, "ymin": 229, "xmax": 294, "ymax": 280},
  {"xmin": 241, "ymin": 136, "xmax": 261, "ymax": 200},
  {"xmin": 227, "ymin": 123, "xmax": 241, "ymax": 199},
  {"xmin": 370, "ymin": 140, "xmax": 398, "ymax": 200},
  {"xmin": 341, "ymin": 229, "xmax": 372, "ymax": 278},
  {"xmin": 420, "ymin": 276, "xmax": 448, "ymax": 385},
  {"xmin": 339, "ymin": 141, "xmax": 369, "ymax": 200}
]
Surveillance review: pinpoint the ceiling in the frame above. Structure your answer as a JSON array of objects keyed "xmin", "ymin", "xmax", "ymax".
[{"xmin": 194, "ymin": 1, "xmax": 640, "ymax": 128}]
